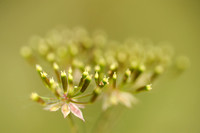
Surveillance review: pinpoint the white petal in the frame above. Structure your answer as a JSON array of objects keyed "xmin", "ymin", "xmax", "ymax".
[
  {"xmin": 110, "ymin": 91, "xmax": 118, "ymax": 105},
  {"xmin": 102, "ymin": 95, "xmax": 111, "ymax": 111},
  {"xmin": 69, "ymin": 103, "xmax": 85, "ymax": 122},
  {"xmin": 44, "ymin": 103, "xmax": 61, "ymax": 111},
  {"xmin": 61, "ymin": 103, "xmax": 70, "ymax": 118},
  {"xmin": 118, "ymin": 92, "xmax": 138, "ymax": 108}
]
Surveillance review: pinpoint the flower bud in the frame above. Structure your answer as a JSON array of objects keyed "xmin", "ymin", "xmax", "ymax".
[
  {"xmin": 36, "ymin": 64, "xmax": 43, "ymax": 74},
  {"xmin": 94, "ymin": 72, "xmax": 99, "ymax": 86},
  {"xmin": 40, "ymin": 71, "xmax": 51, "ymax": 89},
  {"xmin": 99, "ymin": 76, "xmax": 109, "ymax": 87},
  {"xmin": 61, "ymin": 71, "xmax": 68, "ymax": 93},
  {"xmin": 132, "ymin": 64, "xmax": 146, "ymax": 82},
  {"xmin": 30, "ymin": 92, "xmax": 45, "ymax": 105},
  {"xmin": 136, "ymin": 84, "xmax": 152, "ymax": 93},
  {"xmin": 112, "ymin": 72, "xmax": 117, "ymax": 88},
  {"xmin": 80, "ymin": 75, "xmax": 92, "ymax": 93},
  {"xmin": 123, "ymin": 69, "xmax": 131, "ymax": 83},
  {"xmin": 78, "ymin": 71, "xmax": 89, "ymax": 88},
  {"xmin": 53, "ymin": 62, "xmax": 61, "ymax": 82}
]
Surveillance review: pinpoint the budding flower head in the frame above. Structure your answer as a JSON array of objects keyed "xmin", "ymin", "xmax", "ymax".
[
  {"xmin": 146, "ymin": 84, "xmax": 152, "ymax": 91},
  {"xmin": 68, "ymin": 73, "xmax": 73, "ymax": 83},
  {"xmin": 103, "ymin": 76, "xmax": 109, "ymax": 85},
  {"xmin": 53, "ymin": 62, "xmax": 59, "ymax": 70},
  {"xmin": 41, "ymin": 71, "xmax": 48, "ymax": 78},
  {"xmin": 49, "ymin": 77, "xmax": 55, "ymax": 85},
  {"xmin": 94, "ymin": 71, "xmax": 99, "ymax": 79},
  {"xmin": 125, "ymin": 69, "xmax": 131, "ymax": 77},
  {"xmin": 61, "ymin": 71, "xmax": 67, "ymax": 77},
  {"xmin": 113, "ymin": 72, "xmax": 117, "ymax": 79},
  {"xmin": 30, "ymin": 92, "xmax": 39, "ymax": 101},
  {"xmin": 36, "ymin": 64, "xmax": 42, "ymax": 73},
  {"xmin": 82, "ymin": 70, "xmax": 89, "ymax": 78},
  {"xmin": 30, "ymin": 92, "xmax": 45, "ymax": 105}
]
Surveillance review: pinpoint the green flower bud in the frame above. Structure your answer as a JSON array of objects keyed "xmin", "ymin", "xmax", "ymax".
[
  {"xmin": 136, "ymin": 84, "xmax": 152, "ymax": 93},
  {"xmin": 30, "ymin": 92, "xmax": 45, "ymax": 105},
  {"xmin": 36, "ymin": 64, "xmax": 43, "ymax": 74},
  {"xmin": 40, "ymin": 71, "xmax": 51, "ymax": 89},
  {"xmin": 80, "ymin": 75, "xmax": 92, "ymax": 93},
  {"xmin": 53, "ymin": 62, "xmax": 61, "ymax": 83},
  {"xmin": 112, "ymin": 72, "xmax": 117, "ymax": 88},
  {"xmin": 61, "ymin": 71, "xmax": 68, "ymax": 93}
]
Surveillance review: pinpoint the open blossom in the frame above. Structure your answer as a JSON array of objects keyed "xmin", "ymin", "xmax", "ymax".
[
  {"xmin": 44, "ymin": 97, "xmax": 85, "ymax": 121},
  {"xmin": 102, "ymin": 90, "xmax": 138, "ymax": 110}
]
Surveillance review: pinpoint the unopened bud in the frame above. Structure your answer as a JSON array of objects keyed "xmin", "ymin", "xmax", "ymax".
[
  {"xmin": 113, "ymin": 72, "xmax": 117, "ymax": 88},
  {"xmin": 61, "ymin": 71, "xmax": 68, "ymax": 93},
  {"xmin": 102, "ymin": 76, "xmax": 109, "ymax": 86},
  {"xmin": 30, "ymin": 92, "xmax": 45, "ymax": 105},
  {"xmin": 80, "ymin": 75, "xmax": 92, "ymax": 93},
  {"xmin": 53, "ymin": 62, "xmax": 61, "ymax": 83},
  {"xmin": 36, "ymin": 64, "xmax": 43, "ymax": 74},
  {"xmin": 136, "ymin": 84, "xmax": 152, "ymax": 93},
  {"xmin": 40, "ymin": 71, "xmax": 51, "ymax": 88}
]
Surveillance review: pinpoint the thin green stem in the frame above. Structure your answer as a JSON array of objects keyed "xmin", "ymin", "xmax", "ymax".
[
  {"xmin": 73, "ymin": 93, "xmax": 93, "ymax": 99},
  {"xmin": 68, "ymin": 114, "xmax": 78, "ymax": 133},
  {"xmin": 70, "ymin": 100, "xmax": 91, "ymax": 105}
]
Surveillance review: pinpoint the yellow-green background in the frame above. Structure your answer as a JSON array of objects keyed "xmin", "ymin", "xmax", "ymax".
[{"xmin": 0, "ymin": 0, "xmax": 199, "ymax": 133}]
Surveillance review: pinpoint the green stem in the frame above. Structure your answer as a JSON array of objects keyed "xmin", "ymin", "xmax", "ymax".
[
  {"xmin": 91, "ymin": 107, "xmax": 125, "ymax": 133},
  {"xmin": 68, "ymin": 114, "xmax": 78, "ymax": 133},
  {"xmin": 73, "ymin": 93, "xmax": 93, "ymax": 99},
  {"xmin": 70, "ymin": 100, "xmax": 91, "ymax": 105}
]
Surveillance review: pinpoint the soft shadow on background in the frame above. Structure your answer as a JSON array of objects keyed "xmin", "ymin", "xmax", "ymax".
[{"xmin": 0, "ymin": 0, "xmax": 199, "ymax": 133}]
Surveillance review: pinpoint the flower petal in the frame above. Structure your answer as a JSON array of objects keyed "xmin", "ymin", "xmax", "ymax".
[
  {"xmin": 69, "ymin": 103, "xmax": 85, "ymax": 122},
  {"xmin": 61, "ymin": 103, "xmax": 70, "ymax": 118},
  {"xmin": 118, "ymin": 92, "xmax": 138, "ymax": 108},
  {"xmin": 102, "ymin": 94, "xmax": 111, "ymax": 111},
  {"xmin": 44, "ymin": 103, "xmax": 61, "ymax": 111}
]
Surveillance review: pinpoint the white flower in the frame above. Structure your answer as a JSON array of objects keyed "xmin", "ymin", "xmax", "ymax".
[
  {"xmin": 102, "ymin": 90, "xmax": 138, "ymax": 110},
  {"xmin": 44, "ymin": 100, "xmax": 85, "ymax": 121}
]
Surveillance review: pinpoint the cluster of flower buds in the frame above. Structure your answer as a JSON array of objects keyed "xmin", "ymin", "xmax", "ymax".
[{"xmin": 21, "ymin": 28, "xmax": 189, "ymax": 121}]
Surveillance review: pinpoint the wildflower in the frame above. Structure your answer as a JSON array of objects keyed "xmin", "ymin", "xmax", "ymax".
[
  {"xmin": 44, "ymin": 94, "xmax": 85, "ymax": 121},
  {"xmin": 102, "ymin": 90, "xmax": 137, "ymax": 110},
  {"xmin": 21, "ymin": 28, "xmax": 188, "ymax": 125}
]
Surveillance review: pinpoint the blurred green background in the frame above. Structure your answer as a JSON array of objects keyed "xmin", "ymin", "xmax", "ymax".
[{"xmin": 0, "ymin": 0, "xmax": 199, "ymax": 133}]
